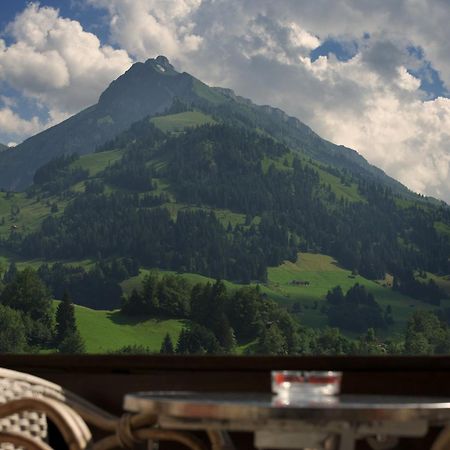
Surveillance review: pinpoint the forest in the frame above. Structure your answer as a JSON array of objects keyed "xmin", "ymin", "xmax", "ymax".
[
  {"xmin": 4, "ymin": 122, "xmax": 449, "ymax": 286},
  {"xmin": 1, "ymin": 264, "xmax": 449, "ymax": 355},
  {"xmin": 0, "ymin": 105, "xmax": 449, "ymax": 355}
]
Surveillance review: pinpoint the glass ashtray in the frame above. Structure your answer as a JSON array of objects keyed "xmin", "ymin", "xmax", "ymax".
[{"xmin": 272, "ymin": 370, "xmax": 342, "ymax": 399}]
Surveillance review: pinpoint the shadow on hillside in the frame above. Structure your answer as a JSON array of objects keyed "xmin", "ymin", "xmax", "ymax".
[
  {"xmin": 330, "ymin": 260, "xmax": 343, "ymax": 269},
  {"xmin": 106, "ymin": 310, "xmax": 185, "ymax": 326}
]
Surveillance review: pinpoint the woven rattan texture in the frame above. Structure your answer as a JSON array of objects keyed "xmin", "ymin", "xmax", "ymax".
[{"xmin": 0, "ymin": 374, "xmax": 65, "ymax": 450}]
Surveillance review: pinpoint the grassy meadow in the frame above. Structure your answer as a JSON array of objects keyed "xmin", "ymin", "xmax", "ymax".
[
  {"xmin": 71, "ymin": 148, "xmax": 124, "ymax": 176},
  {"xmin": 121, "ymin": 253, "xmax": 449, "ymax": 339},
  {"xmin": 263, "ymin": 253, "xmax": 450, "ymax": 336},
  {"xmin": 52, "ymin": 301, "xmax": 186, "ymax": 353},
  {"xmin": 0, "ymin": 192, "xmax": 54, "ymax": 239},
  {"xmin": 150, "ymin": 111, "xmax": 216, "ymax": 133}
]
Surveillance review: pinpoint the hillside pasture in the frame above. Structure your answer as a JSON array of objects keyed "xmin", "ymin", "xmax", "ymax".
[
  {"xmin": 0, "ymin": 192, "xmax": 53, "ymax": 239},
  {"xmin": 265, "ymin": 253, "xmax": 448, "ymax": 336},
  {"xmin": 53, "ymin": 301, "xmax": 185, "ymax": 353},
  {"xmin": 150, "ymin": 111, "xmax": 216, "ymax": 133},
  {"xmin": 120, "ymin": 252, "xmax": 433, "ymax": 337},
  {"xmin": 70, "ymin": 148, "xmax": 124, "ymax": 177}
]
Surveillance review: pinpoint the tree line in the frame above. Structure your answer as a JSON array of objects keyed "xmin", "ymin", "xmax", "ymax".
[
  {"xmin": 325, "ymin": 284, "xmax": 394, "ymax": 333},
  {"xmin": 123, "ymin": 274, "xmax": 299, "ymax": 355},
  {"xmin": 1, "ymin": 263, "xmax": 450, "ymax": 356},
  {"xmin": 0, "ymin": 265, "xmax": 84, "ymax": 353}
]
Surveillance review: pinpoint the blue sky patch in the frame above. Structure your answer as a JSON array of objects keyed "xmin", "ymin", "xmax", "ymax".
[
  {"xmin": 0, "ymin": 0, "xmax": 110, "ymax": 45},
  {"xmin": 0, "ymin": 84, "xmax": 49, "ymax": 123},
  {"xmin": 407, "ymin": 46, "xmax": 448, "ymax": 99},
  {"xmin": 411, "ymin": 63, "xmax": 448, "ymax": 99},
  {"xmin": 310, "ymin": 38, "xmax": 358, "ymax": 62}
]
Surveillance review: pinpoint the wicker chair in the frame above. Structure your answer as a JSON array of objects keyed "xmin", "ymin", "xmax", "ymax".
[{"xmin": 0, "ymin": 368, "xmax": 207, "ymax": 450}]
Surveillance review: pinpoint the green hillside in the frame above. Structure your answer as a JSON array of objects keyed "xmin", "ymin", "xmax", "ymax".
[
  {"xmin": 1, "ymin": 125, "xmax": 448, "ymax": 341},
  {"xmin": 261, "ymin": 152, "xmax": 364, "ymax": 203},
  {"xmin": 120, "ymin": 252, "xmax": 448, "ymax": 338},
  {"xmin": 312, "ymin": 164, "xmax": 363, "ymax": 203},
  {"xmin": 435, "ymin": 221, "xmax": 450, "ymax": 239},
  {"xmin": 0, "ymin": 192, "xmax": 55, "ymax": 239},
  {"xmin": 194, "ymin": 80, "xmax": 228, "ymax": 105},
  {"xmin": 3, "ymin": 246, "xmax": 446, "ymax": 343},
  {"xmin": 53, "ymin": 301, "xmax": 185, "ymax": 353},
  {"xmin": 151, "ymin": 111, "xmax": 216, "ymax": 133},
  {"xmin": 423, "ymin": 272, "xmax": 450, "ymax": 297},
  {"xmin": 264, "ymin": 253, "xmax": 450, "ymax": 335},
  {"xmin": 121, "ymin": 268, "xmax": 237, "ymax": 296},
  {"xmin": 0, "ymin": 124, "xmax": 367, "ymax": 242},
  {"xmin": 71, "ymin": 148, "xmax": 124, "ymax": 177}
]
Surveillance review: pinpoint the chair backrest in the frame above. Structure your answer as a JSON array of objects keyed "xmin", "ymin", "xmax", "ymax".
[
  {"xmin": 0, "ymin": 367, "xmax": 118, "ymax": 450},
  {"xmin": 0, "ymin": 368, "xmax": 94, "ymax": 449},
  {"xmin": 0, "ymin": 369, "xmax": 66, "ymax": 447}
]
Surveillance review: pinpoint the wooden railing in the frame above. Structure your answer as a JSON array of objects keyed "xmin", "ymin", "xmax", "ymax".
[{"xmin": 1, "ymin": 355, "xmax": 450, "ymax": 449}]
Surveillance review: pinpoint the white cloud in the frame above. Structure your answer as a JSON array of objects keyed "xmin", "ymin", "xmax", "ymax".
[
  {"xmin": 87, "ymin": 0, "xmax": 203, "ymax": 61},
  {"xmin": 237, "ymin": 15, "xmax": 320, "ymax": 65},
  {"xmin": 0, "ymin": 2, "xmax": 132, "ymax": 143},
  {"xmin": 315, "ymin": 79, "xmax": 450, "ymax": 200},
  {"xmin": 396, "ymin": 67, "xmax": 421, "ymax": 92},
  {"xmin": 0, "ymin": 39, "xmax": 70, "ymax": 92},
  {"xmin": 0, "ymin": 107, "xmax": 43, "ymax": 137}
]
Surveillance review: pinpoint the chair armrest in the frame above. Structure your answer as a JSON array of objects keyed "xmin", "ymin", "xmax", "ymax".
[{"xmin": 0, "ymin": 397, "xmax": 92, "ymax": 450}]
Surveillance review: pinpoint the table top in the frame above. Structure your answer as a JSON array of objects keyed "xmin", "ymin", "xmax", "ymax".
[{"xmin": 124, "ymin": 391, "xmax": 450, "ymax": 424}]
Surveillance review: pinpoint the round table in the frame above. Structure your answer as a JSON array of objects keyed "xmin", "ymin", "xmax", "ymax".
[{"xmin": 124, "ymin": 391, "xmax": 450, "ymax": 450}]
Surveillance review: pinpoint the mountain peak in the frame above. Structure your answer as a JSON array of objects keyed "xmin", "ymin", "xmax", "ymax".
[
  {"xmin": 0, "ymin": 56, "xmax": 413, "ymax": 197},
  {"xmin": 97, "ymin": 54, "xmax": 190, "ymax": 120},
  {"xmin": 145, "ymin": 55, "xmax": 177, "ymax": 74}
]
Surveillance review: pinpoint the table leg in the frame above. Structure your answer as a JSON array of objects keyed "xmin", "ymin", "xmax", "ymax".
[
  {"xmin": 338, "ymin": 430, "xmax": 355, "ymax": 450},
  {"xmin": 431, "ymin": 425, "xmax": 450, "ymax": 450},
  {"xmin": 255, "ymin": 430, "xmax": 336, "ymax": 449},
  {"xmin": 366, "ymin": 436, "xmax": 399, "ymax": 449},
  {"xmin": 207, "ymin": 430, "xmax": 236, "ymax": 450}
]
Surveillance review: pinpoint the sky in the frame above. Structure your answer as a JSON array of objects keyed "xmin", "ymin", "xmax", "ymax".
[{"xmin": 1, "ymin": 1, "xmax": 450, "ymax": 203}]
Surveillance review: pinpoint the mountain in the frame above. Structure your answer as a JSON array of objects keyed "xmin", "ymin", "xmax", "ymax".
[
  {"xmin": 0, "ymin": 143, "xmax": 7, "ymax": 152},
  {"xmin": 0, "ymin": 56, "xmax": 200, "ymax": 190},
  {"xmin": 1, "ymin": 56, "xmax": 450, "ymax": 352},
  {"xmin": 0, "ymin": 56, "xmax": 419, "ymax": 199},
  {"xmin": 1, "ymin": 57, "xmax": 449, "ymax": 283}
]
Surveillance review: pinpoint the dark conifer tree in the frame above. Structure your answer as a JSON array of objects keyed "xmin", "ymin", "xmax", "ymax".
[
  {"xmin": 122, "ymin": 289, "xmax": 144, "ymax": 315},
  {"xmin": 58, "ymin": 331, "xmax": 86, "ymax": 354},
  {"xmin": 212, "ymin": 313, "xmax": 235, "ymax": 352},
  {"xmin": 3, "ymin": 262, "xmax": 18, "ymax": 284},
  {"xmin": 160, "ymin": 333, "xmax": 174, "ymax": 354},
  {"xmin": 55, "ymin": 291, "xmax": 77, "ymax": 344},
  {"xmin": 175, "ymin": 329, "xmax": 188, "ymax": 354}
]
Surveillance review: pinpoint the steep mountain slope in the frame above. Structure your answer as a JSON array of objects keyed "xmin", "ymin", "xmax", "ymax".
[
  {"xmin": 210, "ymin": 87, "xmax": 412, "ymax": 196},
  {"xmin": 0, "ymin": 143, "xmax": 7, "ymax": 152},
  {"xmin": 0, "ymin": 56, "xmax": 201, "ymax": 190},
  {"xmin": 0, "ymin": 56, "xmax": 426, "ymax": 201}
]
